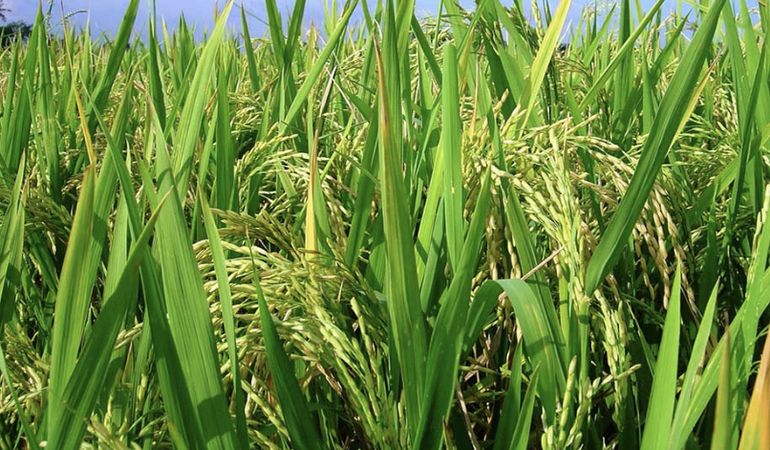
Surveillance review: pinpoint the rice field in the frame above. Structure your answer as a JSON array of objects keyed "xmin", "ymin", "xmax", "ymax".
[{"xmin": 1, "ymin": 0, "xmax": 770, "ymax": 448}]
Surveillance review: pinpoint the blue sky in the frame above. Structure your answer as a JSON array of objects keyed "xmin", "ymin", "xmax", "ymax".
[{"xmin": 3, "ymin": 0, "xmax": 679, "ymax": 37}]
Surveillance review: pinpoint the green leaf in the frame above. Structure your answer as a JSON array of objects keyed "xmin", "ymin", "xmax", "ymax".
[
  {"xmin": 442, "ymin": 43, "xmax": 464, "ymax": 272},
  {"xmin": 416, "ymin": 169, "xmax": 492, "ymax": 450},
  {"xmin": 493, "ymin": 343, "xmax": 524, "ymax": 450},
  {"xmin": 215, "ymin": 57, "xmax": 235, "ymax": 211},
  {"xmin": 48, "ymin": 166, "xmax": 97, "ymax": 439},
  {"xmin": 86, "ymin": 0, "xmax": 139, "ymax": 133},
  {"xmin": 153, "ymin": 106, "xmax": 239, "ymax": 448},
  {"xmin": 201, "ymin": 191, "xmax": 249, "ymax": 448},
  {"xmin": 252, "ymin": 263, "xmax": 328, "ymax": 450},
  {"xmin": 669, "ymin": 281, "xmax": 719, "ymax": 448},
  {"xmin": 344, "ymin": 105, "xmax": 379, "ymax": 267},
  {"xmin": 282, "ymin": 0, "xmax": 360, "ymax": 133},
  {"xmin": 49, "ymin": 197, "xmax": 165, "ymax": 449},
  {"xmin": 0, "ymin": 341, "xmax": 39, "ymax": 450},
  {"xmin": 578, "ymin": 0, "xmax": 665, "ymax": 112},
  {"xmin": 478, "ymin": 279, "xmax": 566, "ymax": 424},
  {"xmin": 515, "ymin": 0, "xmax": 572, "ymax": 132},
  {"xmin": 640, "ymin": 265, "xmax": 681, "ymax": 450},
  {"xmin": 584, "ymin": 0, "xmax": 727, "ymax": 294},
  {"xmin": 737, "ymin": 329, "xmax": 770, "ymax": 450},
  {"xmin": 1, "ymin": 6, "xmax": 41, "ymax": 173},
  {"xmin": 241, "ymin": 5, "xmax": 261, "ymax": 94},
  {"xmin": 172, "ymin": 0, "xmax": 234, "ymax": 195},
  {"xmin": 709, "ymin": 333, "xmax": 732, "ymax": 450},
  {"xmin": 375, "ymin": 0, "xmax": 428, "ymax": 439},
  {"xmin": 85, "ymin": 86, "xmax": 207, "ymax": 447},
  {"xmin": 0, "ymin": 154, "xmax": 26, "ymax": 326},
  {"xmin": 510, "ymin": 364, "xmax": 541, "ymax": 450}
]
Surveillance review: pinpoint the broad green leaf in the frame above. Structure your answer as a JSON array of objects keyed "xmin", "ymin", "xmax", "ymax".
[
  {"xmin": 585, "ymin": 0, "xmax": 727, "ymax": 294},
  {"xmin": 49, "ymin": 197, "xmax": 165, "ymax": 449},
  {"xmin": 48, "ymin": 166, "xmax": 97, "ymax": 438},
  {"xmin": 478, "ymin": 279, "xmax": 566, "ymax": 424},
  {"xmin": 375, "ymin": 0, "xmax": 428, "ymax": 439}
]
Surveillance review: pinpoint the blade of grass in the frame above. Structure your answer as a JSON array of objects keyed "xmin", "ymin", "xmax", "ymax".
[
  {"xmin": 47, "ymin": 166, "xmax": 96, "ymax": 438},
  {"xmin": 152, "ymin": 106, "xmax": 238, "ymax": 448},
  {"xmin": 375, "ymin": 0, "xmax": 428, "ymax": 438},
  {"xmin": 710, "ymin": 332, "xmax": 732, "ymax": 450},
  {"xmin": 0, "ymin": 154, "xmax": 26, "ymax": 327},
  {"xmin": 344, "ymin": 105, "xmax": 379, "ymax": 267},
  {"xmin": 241, "ymin": 4, "xmax": 260, "ymax": 94},
  {"xmin": 264, "ymin": 0, "xmax": 286, "ymax": 70},
  {"xmin": 172, "ymin": 0, "xmax": 233, "ymax": 195},
  {"xmin": 85, "ymin": 0, "xmax": 139, "ymax": 133},
  {"xmin": 640, "ymin": 265, "xmax": 681, "ymax": 450},
  {"xmin": 148, "ymin": 5, "xmax": 167, "ymax": 130},
  {"xmin": 35, "ymin": 21, "xmax": 61, "ymax": 204},
  {"xmin": 510, "ymin": 364, "xmax": 541, "ymax": 450},
  {"xmin": 675, "ymin": 264, "xmax": 770, "ymax": 449},
  {"xmin": 493, "ymin": 343, "xmax": 524, "ymax": 450},
  {"xmin": 415, "ymin": 168, "xmax": 492, "ymax": 450},
  {"xmin": 514, "ymin": 0, "xmax": 572, "ymax": 133},
  {"xmin": 724, "ymin": 36, "xmax": 768, "ymax": 250},
  {"xmin": 251, "ymin": 259, "xmax": 328, "ymax": 450},
  {"xmin": 215, "ymin": 57, "xmax": 235, "ymax": 211},
  {"xmin": 737, "ymin": 329, "xmax": 770, "ymax": 450},
  {"xmin": 200, "ymin": 190, "xmax": 249, "ymax": 448},
  {"xmin": 2, "ymin": 6, "xmax": 41, "ymax": 174},
  {"xmin": 281, "ymin": 0, "xmax": 360, "ymax": 133},
  {"xmin": 578, "ymin": 0, "xmax": 665, "ymax": 112},
  {"xmin": 478, "ymin": 279, "xmax": 566, "ymax": 424},
  {"xmin": 87, "ymin": 84, "xmax": 213, "ymax": 448},
  {"xmin": 584, "ymin": 0, "xmax": 726, "ymax": 294},
  {"xmin": 49, "ymin": 196, "xmax": 166, "ymax": 449},
  {"xmin": 442, "ymin": 43, "xmax": 464, "ymax": 272},
  {"xmin": 669, "ymin": 281, "xmax": 719, "ymax": 448},
  {"xmin": 0, "ymin": 340, "xmax": 39, "ymax": 450},
  {"xmin": 0, "ymin": 42, "xmax": 20, "ymax": 187}
]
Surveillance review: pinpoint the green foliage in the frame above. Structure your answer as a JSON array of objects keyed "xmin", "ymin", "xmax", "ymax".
[
  {"xmin": 0, "ymin": 22, "xmax": 32, "ymax": 46},
  {"xmin": 1, "ymin": 0, "xmax": 770, "ymax": 448}
]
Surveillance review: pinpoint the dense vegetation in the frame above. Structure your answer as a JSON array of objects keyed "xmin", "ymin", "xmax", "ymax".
[{"xmin": 1, "ymin": 0, "xmax": 770, "ymax": 448}]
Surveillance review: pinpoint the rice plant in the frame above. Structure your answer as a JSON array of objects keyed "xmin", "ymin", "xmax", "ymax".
[{"xmin": 1, "ymin": 0, "xmax": 770, "ymax": 448}]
